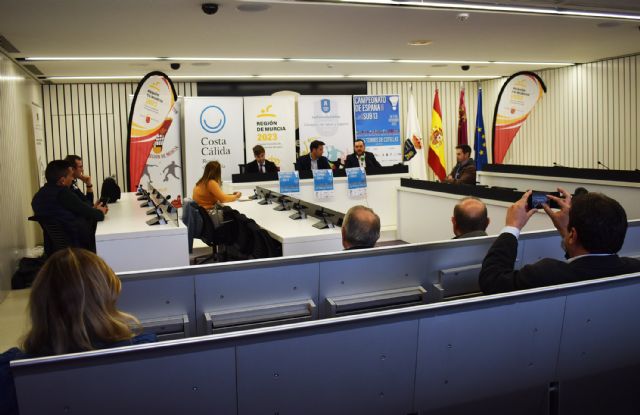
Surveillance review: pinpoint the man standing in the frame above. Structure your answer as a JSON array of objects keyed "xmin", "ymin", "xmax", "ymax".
[
  {"xmin": 445, "ymin": 144, "xmax": 476, "ymax": 185},
  {"xmin": 479, "ymin": 189, "xmax": 640, "ymax": 294},
  {"xmin": 245, "ymin": 145, "xmax": 278, "ymax": 174},
  {"xmin": 345, "ymin": 139, "xmax": 382, "ymax": 169},
  {"xmin": 65, "ymin": 154, "xmax": 94, "ymax": 205},
  {"xmin": 341, "ymin": 205, "xmax": 381, "ymax": 250},
  {"xmin": 452, "ymin": 197, "xmax": 490, "ymax": 239},
  {"xmin": 296, "ymin": 140, "xmax": 331, "ymax": 171}
]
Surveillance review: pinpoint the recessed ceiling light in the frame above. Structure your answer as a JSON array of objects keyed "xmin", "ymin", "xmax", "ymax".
[
  {"xmin": 236, "ymin": 3, "xmax": 270, "ymax": 12},
  {"xmin": 408, "ymin": 40, "xmax": 432, "ymax": 46}
]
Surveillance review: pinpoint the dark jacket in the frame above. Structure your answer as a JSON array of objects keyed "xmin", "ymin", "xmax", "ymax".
[
  {"xmin": 70, "ymin": 179, "xmax": 94, "ymax": 205},
  {"xmin": 245, "ymin": 159, "xmax": 278, "ymax": 174},
  {"xmin": 448, "ymin": 158, "xmax": 476, "ymax": 185},
  {"xmin": 296, "ymin": 154, "xmax": 331, "ymax": 171},
  {"xmin": 479, "ymin": 233, "xmax": 640, "ymax": 294},
  {"xmin": 1, "ymin": 333, "xmax": 156, "ymax": 415},
  {"xmin": 344, "ymin": 151, "xmax": 382, "ymax": 169}
]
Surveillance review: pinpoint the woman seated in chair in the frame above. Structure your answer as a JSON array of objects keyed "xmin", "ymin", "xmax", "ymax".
[
  {"xmin": 0, "ymin": 249, "xmax": 156, "ymax": 415},
  {"xmin": 192, "ymin": 160, "xmax": 241, "ymax": 209}
]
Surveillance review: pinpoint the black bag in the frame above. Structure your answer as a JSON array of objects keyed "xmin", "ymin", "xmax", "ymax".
[
  {"xmin": 100, "ymin": 176, "xmax": 121, "ymax": 202},
  {"xmin": 12, "ymin": 256, "xmax": 46, "ymax": 289}
]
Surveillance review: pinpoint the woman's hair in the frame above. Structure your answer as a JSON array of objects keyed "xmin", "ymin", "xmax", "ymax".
[
  {"xmin": 22, "ymin": 248, "xmax": 140, "ymax": 355},
  {"xmin": 196, "ymin": 160, "xmax": 222, "ymax": 186}
]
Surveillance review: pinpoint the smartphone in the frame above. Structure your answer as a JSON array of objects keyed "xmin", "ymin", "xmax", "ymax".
[
  {"xmin": 527, "ymin": 191, "xmax": 561, "ymax": 210},
  {"xmin": 99, "ymin": 197, "xmax": 110, "ymax": 207}
]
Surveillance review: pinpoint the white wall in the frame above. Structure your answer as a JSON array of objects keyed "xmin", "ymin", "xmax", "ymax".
[{"xmin": 0, "ymin": 54, "xmax": 42, "ymax": 300}]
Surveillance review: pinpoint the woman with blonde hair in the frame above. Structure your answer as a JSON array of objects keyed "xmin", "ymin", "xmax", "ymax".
[
  {"xmin": 1, "ymin": 248, "xmax": 155, "ymax": 414},
  {"xmin": 192, "ymin": 160, "xmax": 241, "ymax": 209}
]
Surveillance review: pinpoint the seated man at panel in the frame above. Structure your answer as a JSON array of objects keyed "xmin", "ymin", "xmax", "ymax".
[
  {"xmin": 445, "ymin": 144, "xmax": 476, "ymax": 185},
  {"xmin": 345, "ymin": 139, "xmax": 382, "ymax": 169},
  {"xmin": 245, "ymin": 145, "xmax": 278, "ymax": 174},
  {"xmin": 32, "ymin": 160, "xmax": 108, "ymax": 251},
  {"xmin": 64, "ymin": 154, "xmax": 95, "ymax": 205},
  {"xmin": 296, "ymin": 140, "xmax": 331, "ymax": 171},
  {"xmin": 479, "ymin": 189, "xmax": 640, "ymax": 294},
  {"xmin": 452, "ymin": 197, "xmax": 490, "ymax": 239},
  {"xmin": 341, "ymin": 205, "xmax": 381, "ymax": 250}
]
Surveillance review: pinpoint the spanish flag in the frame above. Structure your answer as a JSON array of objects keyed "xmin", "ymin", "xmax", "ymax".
[{"xmin": 428, "ymin": 89, "xmax": 447, "ymax": 181}]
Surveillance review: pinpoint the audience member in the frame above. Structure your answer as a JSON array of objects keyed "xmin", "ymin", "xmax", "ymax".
[
  {"xmin": 245, "ymin": 145, "xmax": 278, "ymax": 174},
  {"xmin": 452, "ymin": 197, "xmax": 490, "ymax": 239},
  {"xmin": 296, "ymin": 140, "xmax": 331, "ymax": 171},
  {"xmin": 345, "ymin": 139, "xmax": 382, "ymax": 169},
  {"xmin": 0, "ymin": 248, "xmax": 156, "ymax": 415},
  {"xmin": 342, "ymin": 205, "xmax": 381, "ymax": 250},
  {"xmin": 64, "ymin": 154, "xmax": 94, "ymax": 205},
  {"xmin": 479, "ymin": 189, "xmax": 640, "ymax": 294},
  {"xmin": 445, "ymin": 144, "xmax": 476, "ymax": 185},
  {"xmin": 192, "ymin": 160, "xmax": 241, "ymax": 209}
]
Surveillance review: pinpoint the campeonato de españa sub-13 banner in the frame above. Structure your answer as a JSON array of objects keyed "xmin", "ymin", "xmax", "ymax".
[
  {"xmin": 128, "ymin": 71, "xmax": 177, "ymax": 191},
  {"xmin": 243, "ymin": 96, "xmax": 296, "ymax": 171},
  {"xmin": 353, "ymin": 94, "xmax": 401, "ymax": 166},
  {"xmin": 492, "ymin": 72, "xmax": 547, "ymax": 164}
]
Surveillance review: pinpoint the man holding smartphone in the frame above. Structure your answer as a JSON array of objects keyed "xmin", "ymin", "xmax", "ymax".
[{"xmin": 479, "ymin": 188, "xmax": 640, "ymax": 294}]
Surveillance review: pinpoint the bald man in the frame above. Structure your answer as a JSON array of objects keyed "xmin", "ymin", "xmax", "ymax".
[
  {"xmin": 452, "ymin": 197, "xmax": 490, "ymax": 239},
  {"xmin": 342, "ymin": 205, "xmax": 381, "ymax": 249}
]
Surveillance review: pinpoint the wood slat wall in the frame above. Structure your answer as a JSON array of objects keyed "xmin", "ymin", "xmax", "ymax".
[{"xmin": 42, "ymin": 82, "xmax": 197, "ymax": 195}]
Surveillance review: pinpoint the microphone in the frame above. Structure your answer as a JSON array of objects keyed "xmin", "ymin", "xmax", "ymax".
[
  {"xmin": 552, "ymin": 162, "xmax": 564, "ymax": 167},
  {"xmin": 597, "ymin": 161, "xmax": 610, "ymax": 170}
]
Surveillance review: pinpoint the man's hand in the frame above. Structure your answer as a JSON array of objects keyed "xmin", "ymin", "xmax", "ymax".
[
  {"xmin": 79, "ymin": 174, "xmax": 92, "ymax": 185},
  {"xmin": 96, "ymin": 205, "xmax": 108, "ymax": 215},
  {"xmin": 506, "ymin": 190, "xmax": 536, "ymax": 230},
  {"xmin": 542, "ymin": 187, "xmax": 572, "ymax": 237}
]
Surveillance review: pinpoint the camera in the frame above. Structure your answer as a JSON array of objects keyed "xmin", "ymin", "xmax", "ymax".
[
  {"xmin": 461, "ymin": 65, "xmax": 470, "ymax": 71},
  {"xmin": 527, "ymin": 191, "xmax": 561, "ymax": 210},
  {"xmin": 202, "ymin": 3, "xmax": 219, "ymax": 15},
  {"xmin": 170, "ymin": 63, "xmax": 181, "ymax": 70}
]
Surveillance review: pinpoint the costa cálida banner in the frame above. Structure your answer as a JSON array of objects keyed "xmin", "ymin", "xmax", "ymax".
[
  {"xmin": 127, "ymin": 71, "xmax": 177, "ymax": 191},
  {"xmin": 492, "ymin": 72, "xmax": 546, "ymax": 164}
]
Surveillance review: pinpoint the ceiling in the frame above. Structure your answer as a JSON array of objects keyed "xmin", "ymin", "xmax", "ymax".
[{"xmin": 1, "ymin": 0, "xmax": 639, "ymax": 82}]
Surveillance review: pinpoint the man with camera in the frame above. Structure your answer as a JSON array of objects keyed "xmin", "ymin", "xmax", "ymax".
[{"xmin": 479, "ymin": 188, "xmax": 640, "ymax": 294}]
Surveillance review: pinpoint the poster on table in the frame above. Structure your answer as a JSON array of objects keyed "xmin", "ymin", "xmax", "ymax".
[
  {"xmin": 31, "ymin": 102, "xmax": 46, "ymax": 187},
  {"xmin": 298, "ymin": 95, "xmax": 353, "ymax": 165},
  {"xmin": 127, "ymin": 71, "xmax": 177, "ymax": 191},
  {"xmin": 492, "ymin": 71, "xmax": 546, "ymax": 164},
  {"xmin": 346, "ymin": 167, "xmax": 367, "ymax": 198},
  {"xmin": 244, "ymin": 96, "xmax": 296, "ymax": 171},
  {"xmin": 127, "ymin": 96, "xmax": 184, "ymax": 201},
  {"xmin": 182, "ymin": 97, "xmax": 245, "ymax": 195},
  {"xmin": 278, "ymin": 171, "xmax": 300, "ymax": 194},
  {"xmin": 353, "ymin": 94, "xmax": 401, "ymax": 166},
  {"xmin": 312, "ymin": 169, "xmax": 334, "ymax": 199}
]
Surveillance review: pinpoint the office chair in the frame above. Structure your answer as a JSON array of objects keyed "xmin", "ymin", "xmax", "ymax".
[
  {"xmin": 28, "ymin": 216, "xmax": 70, "ymax": 257},
  {"xmin": 194, "ymin": 205, "xmax": 235, "ymax": 264}
]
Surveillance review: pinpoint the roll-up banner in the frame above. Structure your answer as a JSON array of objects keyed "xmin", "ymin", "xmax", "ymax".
[
  {"xmin": 127, "ymin": 71, "xmax": 177, "ymax": 191},
  {"xmin": 31, "ymin": 102, "xmax": 46, "ymax": 187},
  {"xmin": 298, "ymin": 95, "xmax": 353, "ymax": 163},
  {"xmin": 492, "ymin": 72, "xmax": 547, "ymax": 164},
  {"xmin": 243, "ymin": 96, "xmax": 296, "ymax": 171},
  {"xmin": 353, "ymin": 95, "xmax": 401, "ymax": 166},
  {"xmin": 182, "ymin": 97, "xmax": 245, "ymax": 194}
]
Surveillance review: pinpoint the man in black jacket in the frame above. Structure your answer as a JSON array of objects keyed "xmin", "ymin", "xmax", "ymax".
[
  {"xmin": 345, "ymin": 139, "xmax": 382, "ymax": 169},
  {"xmin": 245, "ymin": 145, "xmax": 278, "ymax": 174},
  {"xmin": 296, "ymin": 140, "xmax": 331, "ymax": 171},
  {"xmin": 479, "ymin": 189, "xmax": 640, "ymax": 294}
]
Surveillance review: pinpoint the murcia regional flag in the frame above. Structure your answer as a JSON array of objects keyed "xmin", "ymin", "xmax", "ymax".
[
  {"xmin": 428, "ymin": 89, "xmax": 447, "ymax": 181},
  {"xmin": 404, "ymin": 90, "xmax": 427, "ymax": 180}
]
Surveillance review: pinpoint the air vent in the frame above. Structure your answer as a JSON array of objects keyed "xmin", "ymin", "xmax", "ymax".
[
  {"xmin": 23, "ymin": 64, "xmax": 44, "ymax": 76},
  {"xmin": 0, "ymin": 35, "xmax": 20, "ymax": 53}
]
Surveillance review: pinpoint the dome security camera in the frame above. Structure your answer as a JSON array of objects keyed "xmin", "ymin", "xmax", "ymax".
[
  {"xmin": 170, "ymin": 63, "xmax": 181, "ymax": 70},
  {"xmin": 461, "ymin": 65, "xmax": 470, "ymax": 71},
  {"xmin": 202, "ymin": 3, "xmax": 219, "ymax": 15}
]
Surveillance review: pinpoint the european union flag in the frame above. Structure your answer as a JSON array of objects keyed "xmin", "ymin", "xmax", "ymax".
[{"xmin": 474, "ymin": 88, "xmax": 488, "ymax": 171}]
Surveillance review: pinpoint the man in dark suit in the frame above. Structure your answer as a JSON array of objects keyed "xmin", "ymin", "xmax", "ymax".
[
  {"xmin": 296, "ymin": 140, "xmax": 331, "ymax": 171},
  {"xmin": 345, "ymin": 139, "xmax": 382, "ymax": 169},
  {"xmin": 342, "ymin": 205, "xmax": 380, "ymax": 250},
  {"xmin": 452, "ymin": 196, "xmax": 489, "ymax": 239},
  {"xmin": 245, "ymin": 145, "xmax": 278, "ymax": 174},
  {"xmin": 479, "ymin": 189, "xmax": 640, "ymax": 294},
  {"xmin": 64, "ymin": 154, "xmax": 95, "ymax": 205},
  {"xmin": 445, "ymin": 144, "xmax": 476, "ymax": 185}
]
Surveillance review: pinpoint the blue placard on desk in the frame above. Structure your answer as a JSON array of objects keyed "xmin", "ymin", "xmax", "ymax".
[
  {"xmin": 278, "ymin": 171, "xmax": 300, "ymax": 193},
  {"xmin": 346, "ymin": 167, "xmax": 367, "ymax": 190},
  {"xmin": 312, "ymin": 169, "xmax": 334, "ymax": 191}
]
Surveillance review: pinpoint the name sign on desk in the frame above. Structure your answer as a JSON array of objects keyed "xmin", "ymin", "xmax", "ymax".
[
  {"xmin": 313, "ymin": 169, "xmax": 334, "ymax": 199},
  {"xmin": 346, "ymin": 167, "xmax": 367, "ymax": 198},
  {"xmin": 279, "ymin": 171, "xmax": 300, "ymax": 194}
]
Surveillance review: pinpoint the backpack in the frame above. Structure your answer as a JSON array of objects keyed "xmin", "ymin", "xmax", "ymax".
[{"xmin": 100, "ymin": 176, "xmax": 121, "ymax": 203}]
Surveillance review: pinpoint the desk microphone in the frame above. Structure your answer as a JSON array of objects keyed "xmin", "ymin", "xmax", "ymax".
[
  {"xmin": 597, "ymin": 161, "xmax": 610, "ymax": 170},
  {"xmin": 552, "ymin": 162, "xmax": 564, "ymax": 167}
]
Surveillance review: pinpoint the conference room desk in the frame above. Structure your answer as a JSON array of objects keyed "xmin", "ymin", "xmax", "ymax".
[
  {"xmin": 96, "ymin": 193, "xmax": 189, "ymax": 272},
  {"xmin": 227, "ymin": 198, "xmax": 344, "ymax": 256},
  {"xmin": 226, "ymin": 172, "xmax": 409, "ymax": 241}
]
